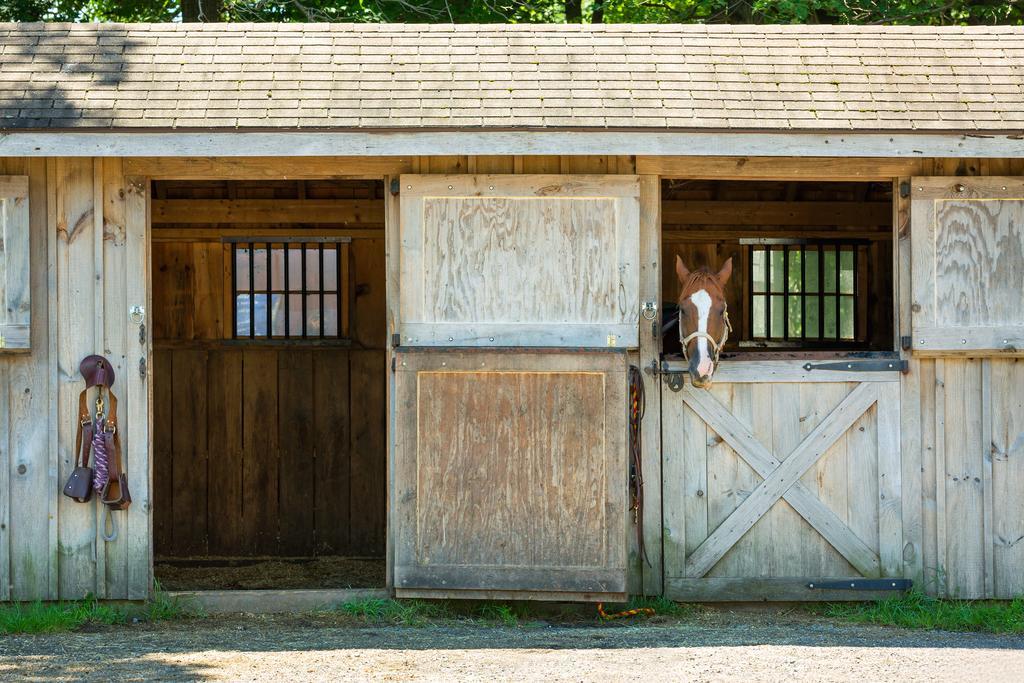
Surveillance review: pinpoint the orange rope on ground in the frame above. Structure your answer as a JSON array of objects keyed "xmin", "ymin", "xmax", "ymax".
[{"xmin": 597, "ymin": 603, "xmax": 655, "ymax": 620}]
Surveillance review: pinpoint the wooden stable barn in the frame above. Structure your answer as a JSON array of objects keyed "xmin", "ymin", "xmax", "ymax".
[{"xmin": 1, "ymin": 23, "xmax": 1024, "ymax": 605}]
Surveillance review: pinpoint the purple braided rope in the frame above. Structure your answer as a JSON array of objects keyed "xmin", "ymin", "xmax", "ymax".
[{"xmin": 92, "ymin": 419, "xmax": 109, "ymax": 493}]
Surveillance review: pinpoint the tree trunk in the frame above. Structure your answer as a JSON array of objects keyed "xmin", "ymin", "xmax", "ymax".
[
  {"xmin": 565, "ymin": 0, "xmax": 582, "ymax": 22},
  {"xmin": 591, "ymin": 0, "xmax": 604, "ymax": 23},
  {"xmin": 182, "ymin": 0, "xmax": 223, "ymax": 21},
  {"xmin": 181, "ymin": 0, "xmax": 200, "ymax": 22}
]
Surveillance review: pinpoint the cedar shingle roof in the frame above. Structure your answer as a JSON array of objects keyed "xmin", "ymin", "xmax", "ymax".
[{"xmin": 2, "ymin": 22, "xmax": 1023, "ymax": 131}]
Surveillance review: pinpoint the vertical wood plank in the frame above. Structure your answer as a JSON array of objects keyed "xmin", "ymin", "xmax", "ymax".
[
  {"xmin": 896, "ymin": 174, "xmax": 924, "ymax": 584},
  {"xmin": 877, "ymin": 380, "xmax": 903, "ymax": 577},
  {"xmin": 349, "ymin": 349, "xmax": 387, "ymax": 556},
  {"xmin": 0, "ymin": 357, "xmax": 9, "ymax": 600},
  {"xmin": 152, "ymin": 350, "xmax": 173, "ymax": 559},
  {"xmin": 5, "ymin": 158, "xmax": 53, "ymax": 600},
  {"xmin": 278, "ymin": 350, "xmax": 316, "ymax": 556},
  {"xmin": 846, "ymin": 394, "xmax": 879, "ymax": 564},
  {"xmin": 385, "ymin": 174, "xmax": 400, "ymax": 589},
  {"xmin": 191, "ymin": 242, "xmax": 223, "ymax": 340},
  {"xmin": 933, "ymin": 359, "xmax": 947, "ymax": 595},
  {"xmin": 637, "ymin": 174, "xmax": 662, "ymax": 595},
  {"xmin": 242, "ymin": 348, "xmax": 279, "ymax": 555},
  {"xmin": 100, "ymin": 158, "xmax": 129, "ymax": 598},
  {"xmin": 314, "ymin": 351, "xmax": 351, "ymax": 554},
  {"xmin": 991, "ymin": 358, "xmax": 1024, "ymax": 597},
  {"xmin": 706, "ymin": 385, "xmax": 739, "ymax": 578},
  {"xmin": 920, "ymin": 360, "xmax": 939, "ymax": 593},
  {"xmin": 980, "ymin": 359, "xmax": 995, "ymax": 597},
  {"xmin": 680, "ymin": 403, "xmax": 708, "ymax": 564},
  {"xmin": 943, "ymin": 359, "xmax": 985, "ymax": 598},
  {"xmin": 205, "ymin": 349, "xmax": 243, "ymax": 556},
  {"xmin": 56, "ymin": 158, "xmax": 97, "ymax": 599},
  {"xmin": 124, "ymin": 174, "xmax": 151, "ymax": 599},
  {"xmin": 352, "ymin": 238, "xmax": 386, "ymax": 350},
  {"xmin": 91, "ymin": 159, "xmax": 107, "ymax": 598},
  {"xmin": 45, "ymin": 159, "xmax": 59, "ymax": 599},
  {"xmin": 770, "ymin": 383, "xmax": 804, "ymax": 576},
  {"xmin": 170, "ymin": 349, "xmax": 208, "ymax": 556}
]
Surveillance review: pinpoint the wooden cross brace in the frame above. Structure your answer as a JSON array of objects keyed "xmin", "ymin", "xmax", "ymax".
[{"xmin": 681, "ymin": 382, "xmax": 882, "ymax": 579}]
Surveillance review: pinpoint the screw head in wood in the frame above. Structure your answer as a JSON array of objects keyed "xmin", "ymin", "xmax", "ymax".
[{"xmin": 955, "ymin": 183, "xmax": 966, "ymax": 192}]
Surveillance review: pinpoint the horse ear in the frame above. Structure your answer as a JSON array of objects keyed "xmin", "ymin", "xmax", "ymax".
[
  {"xmin": 716, "ymin": 257, "xmax": 733, "ymax": 285},
  {"xmin": 675, "ymin": 255, "xmax": 690, "ymax": 283}
]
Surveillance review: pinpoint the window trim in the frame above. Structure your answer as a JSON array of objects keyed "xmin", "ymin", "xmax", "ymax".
[
  {"xmin": 224, "ymin": 236, "xmax": 352, "ymax": 343},
  {"xmin": 740, "ymin": 237, "xmax": 871, "ymax": 351}
]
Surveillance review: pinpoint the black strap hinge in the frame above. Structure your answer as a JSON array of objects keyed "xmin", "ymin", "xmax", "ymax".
[
  {"xmin": 808, "ymin": 578, "xmax": 912, "ymax": 591},
  {"xmin": 802, "ymin": 359, "xmax": 909, "ymax": 373}
]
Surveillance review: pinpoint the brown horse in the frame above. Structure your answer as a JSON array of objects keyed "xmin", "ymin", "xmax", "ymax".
[{"xmin": 675, "ymin": 256, "xmax": 733, "ymax": 388}]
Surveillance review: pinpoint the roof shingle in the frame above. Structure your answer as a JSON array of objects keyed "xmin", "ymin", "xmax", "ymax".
[{"xmin": 1, "ymin": 22, "xmax": 1023, "ymax": 131}]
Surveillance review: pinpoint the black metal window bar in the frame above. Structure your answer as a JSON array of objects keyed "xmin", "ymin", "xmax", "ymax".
[
  {"xmin": 743, "ymin": 238, "xmax": 867, "ymax": 346},
  {"xmin": 228, "ymin": 237, "xmax": 352, "ymax": 340}
]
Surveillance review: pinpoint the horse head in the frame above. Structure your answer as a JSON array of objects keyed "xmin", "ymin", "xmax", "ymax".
[{"xmin": 675, "ymin": 256, "xmax": 733, "ymax": 389}]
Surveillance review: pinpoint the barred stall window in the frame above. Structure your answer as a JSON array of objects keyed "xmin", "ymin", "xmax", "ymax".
[
  {"xmin": 745, "ymin": 239, "xmax": 868, "ymax": 348},
  {"xmin": 230, "ymin": 238, "xmax": 351, "ymax": 340}
]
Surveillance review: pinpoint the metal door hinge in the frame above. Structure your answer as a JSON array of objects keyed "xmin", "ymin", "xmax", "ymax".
[
  {"xmin": 802, "ymin": 359, "xmax": 909, "ymax": 373},
  {"xmin": 900, "ymin": 335, "xmax": 912, "ymax": 351},
  {"xmin": 391, "ymin": 333, "xmax": 401, "ymax": 348},
  {"xmin": 390, "ymin": 179, "xmax": 400, "ymax": 195},
  {"xmin": 139, "ymin": 356, "xmax": 147, "ymax": 379},
  {"xmin": 808, "ymin": 579, "xmax": 912, "ymax": 591},
  {"xmin": 899, "ymin": 181, "xmax": 911, "ymax": 198},
  {"xmin": 644, "ymin": 360, "xmax": 686, "ymax": 392}
]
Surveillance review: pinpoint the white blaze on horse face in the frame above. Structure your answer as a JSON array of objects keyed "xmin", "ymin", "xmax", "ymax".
[{"xmin": 690, "ymin": 289, "xmax": 715, "ymax": 378}]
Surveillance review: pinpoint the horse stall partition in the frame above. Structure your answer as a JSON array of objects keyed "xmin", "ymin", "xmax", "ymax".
[
  {"xmin": 658, "ymin": 180, "xmax": 905, "ymax": 601},
  {"xmin": 150, "ymin": 179, "xmax": 387, "ymax": 591}
]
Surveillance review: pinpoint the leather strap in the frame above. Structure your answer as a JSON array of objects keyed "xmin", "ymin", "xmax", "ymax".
[
  {"xmin": 73, "ymin": 389, "xmax": 94, "ymax": 471},
  {"xmin": 679, "ymin": 305, "xmax": 732, "ymax": 366}
]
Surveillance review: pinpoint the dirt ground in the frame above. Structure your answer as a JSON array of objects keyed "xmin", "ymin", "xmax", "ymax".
[
  {"xmin": 2, "ymin": 609, "xmax": 1023, "ymax": 682},
  {"xmin": 154, "ymin": 557, "xmax": 385, "ymax": 591}
]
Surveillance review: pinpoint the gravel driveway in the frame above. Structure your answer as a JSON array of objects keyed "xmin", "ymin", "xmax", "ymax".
[{"xmin": 2, "ymin": 610, "xmax": 1022, "ymax": 682}]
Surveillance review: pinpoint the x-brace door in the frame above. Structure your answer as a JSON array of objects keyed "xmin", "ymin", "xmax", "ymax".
[{"xmin": 662, "ymin": 365, "xmax": 903, "ymax": 601}]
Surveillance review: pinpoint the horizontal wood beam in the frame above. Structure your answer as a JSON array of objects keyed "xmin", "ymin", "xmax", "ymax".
[
  {"xmin": 663, "ymin": 200, "xmax": 891, "ymax": 226},
  {"xmin": 4, "ymin": 131, "xmax": 1024, "ymax": 159},
  {"xmin": 152, "ymin": 199, "xmax": 384, "ymax": 225},
  {"xmin": 124, "ymin": 156, "xmax": 413, "ymax": 179},
  {"xmin": 640, "ymin": 156, "xmax": 924, "ymax": 180},
  {"xmin": 666, "ymin": 577, "xmax": 905, "ymax": 602},
  {"xmin": 663, "ymin": 230, "xmax": 890, "ymax": 242},
  {"xmin": 152, "ymin": 227, "xmax": 383, "ymax": 242}
]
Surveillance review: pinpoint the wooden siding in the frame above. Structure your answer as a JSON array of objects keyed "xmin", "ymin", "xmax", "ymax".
[
  {"xmin": 898, "ymin": 159, "xmax": 1024, "ymax": 598},
  {"xmin": 0, "ymin": 157, "xmax": 150, "ymax": 601}
]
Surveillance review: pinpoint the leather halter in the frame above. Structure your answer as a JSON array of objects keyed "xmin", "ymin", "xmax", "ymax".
[
  {"xmin": 678, "ymin": 280, "xmax": 733, "ymax": 368},
  {"xmin": 679, "ymin": 305, "xmax": 732, "ymax": 365}
]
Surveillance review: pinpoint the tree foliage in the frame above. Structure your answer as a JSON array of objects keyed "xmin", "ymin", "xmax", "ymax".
[{"xmin": 3, "ymin": 0, "xmax": 1023, "ymax": 24}]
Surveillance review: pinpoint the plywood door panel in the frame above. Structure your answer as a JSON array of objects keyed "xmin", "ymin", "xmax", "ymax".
[
  {"xmin": 911, "ymin": 178, "xmax": 1024, "ymax": 354},
  {"xmin": 394, "ymin": 352, "xmax": 628, "ymax": 600},
  {"xmin": 662, "ymin": 362, "xmax": 901, "ymax": 600},
  {"xmin": 398, "ymin": 175, "xmax": 640, "ymax": 348}
]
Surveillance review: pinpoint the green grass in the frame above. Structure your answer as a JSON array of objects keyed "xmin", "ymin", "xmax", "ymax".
[
  {"xmin": 334, "ymin": 595, "xmax": 692, "ymax": 627},
  {"xmin": 0, "ymin": 596, "xmax": 127, "ymax": 634},
  {"xmin": 0, "ymin": 583, "xmax": 199, "ymax": 635},
  {"xmin": 334, "ymin": 598, "xmax": 455, "ymax": 626},
  {"xmin": 825, "ymin": 589, "xmax": 1024, "ymax": 634}
]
